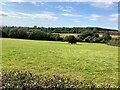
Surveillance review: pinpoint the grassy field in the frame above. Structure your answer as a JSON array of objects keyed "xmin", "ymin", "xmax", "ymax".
[
  {"xmin": 1, "ymin": 38, "xmax": 118, "ymax": 86},
  {"xmin": 59, "ymin": 33, "xmax": 79, "ymax": 38},
  {"xmin": 54, "ymin": 33, "xmax": 119, "ymax": 38}
]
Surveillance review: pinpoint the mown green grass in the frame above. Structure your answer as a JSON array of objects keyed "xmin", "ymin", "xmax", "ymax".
[{"xmin": 1, "ymin": 38, "xmax": 118, "ymax": 86}]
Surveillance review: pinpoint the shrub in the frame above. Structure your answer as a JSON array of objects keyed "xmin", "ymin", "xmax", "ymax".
[
  {"xmin": 1, "ymin": 28, "xmax": 10, "ymax": 38},
  {"xmin": 77, "ymin": 30, "xmax": 100, "ymax": 43},
  {"xmin": 53, "ymin": 34, "xmax": 61, "ymax": 41},
  {"xmin": 1, "ymin": 71, "xmax": 120, "ymax": 89},
  {"xmin": 101, "ymin": 31, "xmax": 111, "ymax": 43},
  {"xmin": 8, "ymin": 28, "xmax": 27, "ymax": 39},
  {"xmin": 64, "ymin": 35, "xmax": 77, "ymax": 44},
  {"xmin": 107, "ymin": 38, "xmax": 120, "ymax": 46},
  {"xmin": 0, "ymin": 29, "xmax": 2, "ymax": 38},
  {"xmin": 0, "ymin": 71, "xmax": 101, "ymax": 90},
  {"xmin": 28, "ymin": 30, "xmax": 47, "ymax": 40}
]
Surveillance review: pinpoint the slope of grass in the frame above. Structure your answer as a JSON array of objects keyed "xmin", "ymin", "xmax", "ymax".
[{"xmin": 1, "ymin": 38, "xmax": 118, "ymax": 86}]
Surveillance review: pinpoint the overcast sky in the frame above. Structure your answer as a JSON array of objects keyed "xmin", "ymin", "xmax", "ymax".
[{"xmin": 0, "ymin": 0, "xmax": 119, "ymax": 29}]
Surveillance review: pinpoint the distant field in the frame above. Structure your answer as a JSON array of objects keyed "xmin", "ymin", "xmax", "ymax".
[
  {"xmin": 99, "ymin": 34, "xmax": 119, "ymax": 38},
  {"xmin": 59, "ymin": 33, "xmax": 79, "ymax": 38},
  {"xmin": 2, "ymin": 38, "xmax": 118, "ymax": 86},
  {"xmin": 54, "ymin": 33, "xmax": 119, "ymax": 38}
]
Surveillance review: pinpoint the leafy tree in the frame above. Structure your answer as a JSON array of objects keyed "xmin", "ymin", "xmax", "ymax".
[
  {"xmin": 1, "ymin": 26, "xmax": 118, "ymax": 43},
  {"xmin": 65, "ymin": 35, "xmax": 77, "ymax": 44},
  {"xmin": 1, "ymin": 27, "xmax": 10, "ymax": 37},
  {"xmin": 8, "ymin": 28, "xmax": 18, "ymax": 38},
  {"xmin": 101, "ymin": 31, "xmax": 111, "ymax": 43},
  {"xmin": 8, "ymin": 28, "xmax": 27, "ymax": 39},
  {"xmin": 28, "ymin": 30, "xmax": 46, "ymax": 40},
  {"xmin": 53, "ymin": 34, "xmax": 61, "ymax": 41},
  {"xmin": 77, "ymin": 30, "xmax": 100, "ymax": 43},
  {"xmin": 33, "ymin": 25, "xmax": 37, "ymax": 29},
  {"xmin": 92, "ymin": 28, "xmax": 98, "ymax": 33},
  {"xmin": 107, "ymin": 38, "xmax": 120, "ymax": 46},
  {"xmin": 0, "ymin": 29, "xmax": 2, "ymax": 37}
]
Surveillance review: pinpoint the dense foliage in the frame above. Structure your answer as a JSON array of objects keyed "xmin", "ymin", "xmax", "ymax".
[
  {"xmin": 1, "ymin": 26, "xmax": 118, "ymax": 34},
  {"xmin": 35, "ymin": 26, "xmax": 118, "ymax": 33},
  {"xmin": 1, "ymin": 71, "xmax": 119, "ymax": 90},
  {"xmin": 77, "ymin": 30, "xmax": 100, "ymax": 43},
  {"xmin": 107, "ymin": 38, "xmax": 120, "ymax": 46},
  {"xmin": 8, "ymin": 28, "xmax": 28, "ymax": 39},
  {"xmin": 101, "ymin": 31, "xmax": 112, "ymax": 43},
  {"xmin": 1, "ymin": 26, "xmax": 116, "ymax": 43},
  {"xmin": 1, "ymin": 27, "xmax": 62, "ymax": 41},
  {"xmin": 0, "ymin": 71, "xmax": 93, "ymax": 90},
  {"xmin": 64, "ymin": 35, "xmax": 77, "ymax": 44}
]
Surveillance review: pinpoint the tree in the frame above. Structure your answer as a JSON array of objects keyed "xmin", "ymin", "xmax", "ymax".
[
  {"xmin": 65, "ymin": 35, "xmax": 77, "ymax": 44},
  {"xmin": 107, "ymin": 38, "xmax": 120, "ymax": 46},
  {"xmin": 92, "ymin": 28, "xmax": 98, "ymax": 33},
  {"xmin": 77, "ymin": 30, "xmax": 100, "ymax": 43},
  {"xmin": 33, "ymin": 25, "xmax": 37, "ymax": 29},
  {"xmin": 1, "ymin": 27, "xmax": 10, "ymax": 37},
  {"xmin": 0, "ymin": 29, "xmax": 2, "ymax": 38},
  {"xmin": 8, "ymin": 28, "xmax": 27, "ymax": 39},
  {"xmin": 53, "ymin": 34, "xmax": 61, "ymax": 41},
  {"xmin": 28, "ymin": 30, "xmax": 47, "ymax": 40},
  {"xmin": 101, "ymin": 31, "xmax": 111, "ymax": 43}
]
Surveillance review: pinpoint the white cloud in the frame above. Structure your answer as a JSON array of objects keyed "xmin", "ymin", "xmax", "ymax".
[
  {"xmin": 56, "ymin": 6, "xmax": 75, "ymax": 13},
  {"xmin": 0, "ymin": 11, "xmax": 8, "ymax": 16},
  {"xmin": 4, "ymin": 0, "xmax": 25, "ymax": 2},
  {"xmin": 108, "ymin": 13, "xmax": 118, "ymax": 22},
  {"xmin": 19, "ymin": 12, "xmax": 58, "ymax": 21},
  {"xmin": 1, "ymin": 11, "xmax": 58, "ymax": 21},
  {"xmin": 31, "ymin": 1, "xmax": 37, "ymax": 5},
  {"xmin": 40, "ymin": 2, "xmax": 45, "ymax": 6},
  {"xmin": 1, "ymin": 0, "xmax": 118, "ymax": 11},
  {"xmin": 33, "ymin": 13, "xmax": 58, "ymax": 21},
  {"xmin": 90, "ymin": 2, "xmax": 115, "ymax": 9},
  {"xmin": 0, "ymin": 2, "xmax": 6, "ymax": 5},
  {"xmin": 31, "ymin": 2, "xmax": 45, "ymax": 7},
  {"xmin": 63, "ymin": 6, "xmax": 74, "ymax": 12},
  {"xmin": 89, "ymin": 14, "xmax": 102, "ymax": 21},
  {"xmin": 3, "ymin": 0, "xmax": 25, "ymax": 2},
  {"xmin": 61, "ymin": 13, "xmax": 82, "ymax": 17},
  {"xmin": 1, "ymin": 0, "xmax": 119, "ymax": 2},
  {"xmin": 89, "ymin": 13, "xmax": 118, "ymax": 23}
]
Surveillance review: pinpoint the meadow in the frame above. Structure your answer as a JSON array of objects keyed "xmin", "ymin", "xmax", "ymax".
[
  {"xmin": 57, "ymin": 33, "xmax": 79, "ymax": 38},
  {"xmin": 55, "ymin": 33, "xmax": 119, "ymax": 38},
  {"xmin": 1, "ymin": 38, "xmax": 119, "ymax": 87}
]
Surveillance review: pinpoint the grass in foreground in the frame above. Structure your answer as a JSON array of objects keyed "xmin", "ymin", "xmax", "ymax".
[{"xmin": 1, "ymin": 38, "xmax": 119, "ymax": 87}]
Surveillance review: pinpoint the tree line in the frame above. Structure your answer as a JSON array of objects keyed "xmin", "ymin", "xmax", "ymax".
[
  {"xmin": 1, "ymin": 26, "xmax": 117, "ymax": 44},
  {"xmin": 2, "ymin": 26, "xmax": 118, "ymax": 33},
  {"xmin": 1, "ymin": 27, "xmax": 62, "ymax": 41}
]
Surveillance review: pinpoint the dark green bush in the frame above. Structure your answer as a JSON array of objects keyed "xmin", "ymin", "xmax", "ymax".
[
  {"xmin": 101, "ymin": 31, "xmax": 112, "ymax": 43},
  {"xmin": 2, "ymin": 26, "xmax": 118, "ymax": 44},
  {"xmin": 2, "ymin": 27, "xmax": 63, "ymax": 41},
  {"xmin": 107, "ymin": 38, "xmax": 120, "ymax": 47},
  {"xmin": 1, "ymin": 71, "xmax": 119, "ymax": 90},
  {"xmin": 77, "ymin": 30, "xmax": 100, "ymax": 43},
  {"xmin": 64, "ymin": 35, "xmax": 77, "ymax": 44},
  {"xmin": 8, "ymin": 28, "xmax": 28, "ymax": 39},
  {"xmin": 0, "ymin": 71, "xmax": 94, "ymax": 90}
]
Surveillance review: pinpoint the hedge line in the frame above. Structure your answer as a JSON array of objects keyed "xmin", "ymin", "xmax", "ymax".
[{"xmin": 0, "ymin": 71, "xmax": 119, "ymax": 90}]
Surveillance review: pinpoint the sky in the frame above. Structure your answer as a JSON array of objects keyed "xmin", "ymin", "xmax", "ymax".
[{"xmin": 0, "ymin": 0, "xmax": 119, "ymax": 29}]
